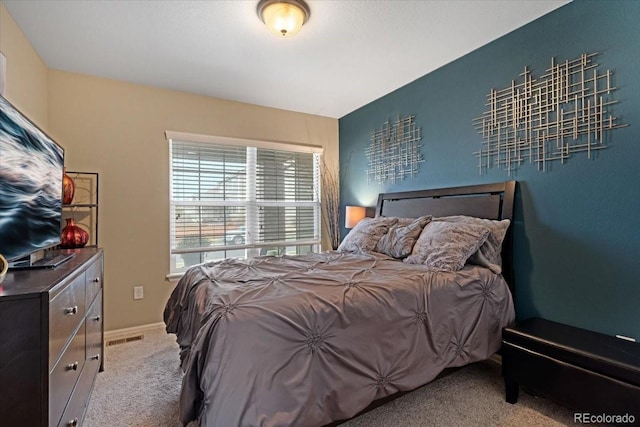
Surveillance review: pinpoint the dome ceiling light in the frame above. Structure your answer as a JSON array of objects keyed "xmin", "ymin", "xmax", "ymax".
[{"xmin": 257, "ymin": 0, "xmax": 310, "ymax": 38}]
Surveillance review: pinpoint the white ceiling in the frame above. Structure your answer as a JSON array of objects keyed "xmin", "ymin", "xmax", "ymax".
[{"xmin": 3, "ymin": 0, "xmax": 569, "ymax": 119}]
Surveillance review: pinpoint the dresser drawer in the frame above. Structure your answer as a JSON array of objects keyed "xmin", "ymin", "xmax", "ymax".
[
  {"xmin": 49, "ymin": 328, "xmax": 85, "ymax": 427},
  {"xmin": 57, "ymin": 355, "xmax": 100, "ymax": 427},
  {"xmin": 85, "ymin": 258, "xmax": 103, "ymax": 308},
  {"xmin": 58, "ymin": 294, "xmax": 102, "ymax": 427},
  {"xmin": 86, "ymin": 291, "xmax": 103, "ymax": 363},
  {"xmin": 50, "ymin": 273, "xmax": 86, "ymax": 367}
]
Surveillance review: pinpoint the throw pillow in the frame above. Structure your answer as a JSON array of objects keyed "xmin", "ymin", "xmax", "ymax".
[
  {"xmin": 404, "ymin": 221, "xmax": 491, "ymax": 271},
  {"xmin": 375, "ymin": 215, "xmax": 432, "ymax": 259},
  {"xmin": 337, "ymin": 216, "xmax": 398, "ymax": 253}
]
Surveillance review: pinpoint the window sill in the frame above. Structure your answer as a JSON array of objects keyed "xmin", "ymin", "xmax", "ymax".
[{"xmin": 165, "ymin": 272, "xmax": 184, "ymax": 282}]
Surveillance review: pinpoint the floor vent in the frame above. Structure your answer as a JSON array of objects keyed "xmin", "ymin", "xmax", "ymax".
[{"xmin": 106, "ymin": 334, "xmax": 144, "ymax": 346}]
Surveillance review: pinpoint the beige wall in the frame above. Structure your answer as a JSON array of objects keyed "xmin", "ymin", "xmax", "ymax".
[
  {"xmin": 2, "ymin": 3, "xmax": 339, "ymax": 331},
  {"xmin": 48, "ymin": 70, "xmax": 339, "ymax": 331},
  {"xmin": 0, "ymin": 3, "xmax": 48, "ymax": 127}
]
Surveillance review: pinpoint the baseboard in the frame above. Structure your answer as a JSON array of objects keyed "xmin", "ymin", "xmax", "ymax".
[{"xmin": 104, "ymin": 322, "xmax": 165, "ymax": 342}]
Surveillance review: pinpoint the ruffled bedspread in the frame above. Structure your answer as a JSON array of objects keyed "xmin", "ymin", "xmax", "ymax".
[{"xmin": 164, "ymin": 251, "xmax": 515, "ymax": 426}]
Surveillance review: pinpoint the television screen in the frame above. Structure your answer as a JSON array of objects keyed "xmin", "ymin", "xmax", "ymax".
[{"xmin": 0, "ymin": 96, "xmax": 64, "ymax": 262}]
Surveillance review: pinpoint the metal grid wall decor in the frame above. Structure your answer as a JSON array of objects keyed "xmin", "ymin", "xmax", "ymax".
[
  {"xmin": 365, "ymin": 115, "xmax": 423, "ymax": 184},
  {"xmin": 473, "ymin": 53, "xmax": 627, "ymax": 175}
]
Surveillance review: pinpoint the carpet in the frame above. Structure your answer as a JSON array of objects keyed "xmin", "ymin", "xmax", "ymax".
[{"xmin": 84, "ymin": 327, "xmax": 575, "ymax": 426}]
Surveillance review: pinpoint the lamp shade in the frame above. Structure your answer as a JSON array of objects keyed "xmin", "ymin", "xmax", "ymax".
[
  {"xmin": 257, "ymin": 0, "xmax": 310, "ymax": 38},
  {"xmin": 345, "ymin": 206, "xmax": 366, "ymax": 229}
]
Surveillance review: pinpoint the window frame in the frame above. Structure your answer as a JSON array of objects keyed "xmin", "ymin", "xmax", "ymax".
[{"xmin": 166, "ymin": 131, "xmax": 323, "ymax": 278}]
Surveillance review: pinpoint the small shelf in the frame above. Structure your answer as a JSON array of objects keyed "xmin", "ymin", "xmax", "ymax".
[
  {"xmin": 62, "ymin": 203, "xmax": 98, "ymax": 208},
  {"xmin": 62, "ymin": 171, "xmax": 99, "ymax": 247}
]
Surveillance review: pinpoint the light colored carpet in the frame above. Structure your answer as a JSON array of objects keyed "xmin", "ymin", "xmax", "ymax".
[{"xmin": 85, "ymin": 327, "xmax": 575, "ymax": 427}]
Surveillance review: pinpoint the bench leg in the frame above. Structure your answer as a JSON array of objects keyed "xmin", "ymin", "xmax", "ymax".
[{"xmin": 505, "ymin": 378, "xmax": 519, "ymax": 404}]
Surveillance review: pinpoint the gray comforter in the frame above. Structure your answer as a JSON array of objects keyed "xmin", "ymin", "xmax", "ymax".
[{"xmin": 164, "ymin": 251, "xmax": 515, "ymax": 427}]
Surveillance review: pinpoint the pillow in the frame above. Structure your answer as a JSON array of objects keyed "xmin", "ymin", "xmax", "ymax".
[
  {"xmin": 404, "ymin": 221, "xmax": 491, "ymax": 271},
  {"xmin": 375, "ymin": 215, "xmax": 432, "ymax": 259},
  {"xmin": 337, "ymin": 216, "xmax": 398, "ymax": 253},
  {"xmin": 434, "ymin": 216, "xmax": 510, "ymax": 273}
]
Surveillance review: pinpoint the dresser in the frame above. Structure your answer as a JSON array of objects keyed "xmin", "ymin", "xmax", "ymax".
[{"xmin": 0, "ymin": 248, "xmax": 104, "ymax": 427}]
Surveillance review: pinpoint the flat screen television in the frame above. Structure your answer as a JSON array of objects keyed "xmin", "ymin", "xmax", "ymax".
[{"xmin": 0, "ymin": 95, "xmax": 66, "ymax": 266}]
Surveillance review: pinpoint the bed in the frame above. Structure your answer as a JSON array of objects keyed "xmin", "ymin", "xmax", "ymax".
[{"xmin": 164, "ymin": 181, "xmax": 517, "ymax": 426}]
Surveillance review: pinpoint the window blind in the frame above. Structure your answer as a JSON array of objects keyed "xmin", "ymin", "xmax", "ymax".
[{"xmin": 169, "ymin": 136, "xmax": 321, "ymax": 274}]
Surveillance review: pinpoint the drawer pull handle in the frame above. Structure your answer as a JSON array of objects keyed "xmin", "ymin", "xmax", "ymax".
[
  {"xmin": 68, "ymin": 418, "xmax": 78, "ymax": 427},
  {"xmin": 66, "ymin": 361, "xmax": 79, "ymax": 371},
  {"xmin": 64, "ymin": 306, "xmax": 78, "ymax": 315},
  {"xmin": 93, "ymin": 277, "xmax": 100, "ymax": 283},
  {"xmin": 91, "ymin": 354, "xmax": 100, "ymax": 361},
  {"xmin": 92, "ymin": 315, "xmax": 101, "ymax": 322}
]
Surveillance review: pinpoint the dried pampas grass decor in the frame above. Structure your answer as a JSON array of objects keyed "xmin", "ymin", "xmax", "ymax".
[{"xmin": 320, "ymin": 159, "xmax": 340, "ymax": 250}]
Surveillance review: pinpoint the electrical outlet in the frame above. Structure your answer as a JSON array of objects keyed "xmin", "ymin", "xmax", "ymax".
[{"xmin": 133, "ymin": 286, "xmax": 144, "ymax": 300}]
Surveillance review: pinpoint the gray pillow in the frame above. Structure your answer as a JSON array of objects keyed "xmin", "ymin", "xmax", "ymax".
[
  {"xmin": 434, "ymin": 216, "xmax": 510, "ymax": 273},
  {"xmin": 337, "ymin": 217, "xmax": 398, "ymax": 253},
  {"xmin": 404, "ymin": 221, "xmax": 491, "ymax": 271},
  {"xmin": 375, "ymin": 215, "xmax": 432, "ymax": 259}
]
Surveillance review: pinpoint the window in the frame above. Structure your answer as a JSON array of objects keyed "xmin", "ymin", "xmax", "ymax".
[{"xmin": 167, "ymin": 132, "xmax": 322, "ymax": 275}]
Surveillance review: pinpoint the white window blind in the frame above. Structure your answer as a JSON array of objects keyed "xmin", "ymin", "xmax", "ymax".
[{"xmin": 169, "ymin": 135, "xmax": 321, "ymax": 274}]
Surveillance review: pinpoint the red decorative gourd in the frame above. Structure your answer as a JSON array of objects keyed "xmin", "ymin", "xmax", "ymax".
[{"xmin": 60, "ymin": 218, "xmax": 89, "ymax": 248}]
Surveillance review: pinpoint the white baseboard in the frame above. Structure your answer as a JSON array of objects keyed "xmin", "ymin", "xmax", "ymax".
[{"xmin": 104, "ymin": 322, "xmax": 165, "ymax": 341}]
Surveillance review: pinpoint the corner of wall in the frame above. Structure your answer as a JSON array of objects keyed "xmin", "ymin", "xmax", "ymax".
[{"xmin": 0, "ymin": 2, "xmax": 49, "ymax": 129}]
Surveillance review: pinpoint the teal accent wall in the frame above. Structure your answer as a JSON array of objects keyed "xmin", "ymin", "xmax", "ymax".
[{"xmin": 339, "ymin": 0, "xmax": 640, "ymax": 339}]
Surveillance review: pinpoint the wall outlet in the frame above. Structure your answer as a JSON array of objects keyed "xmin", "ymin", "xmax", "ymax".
[{"xmin": 133, "ymin": 286, "xmax": 144, "ymax": 300}]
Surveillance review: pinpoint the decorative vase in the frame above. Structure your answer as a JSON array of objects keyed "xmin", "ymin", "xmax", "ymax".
[
  {"xmin": 63, "ymin": 168, "xmax": 75, "ymax": 204},
  {"xmin": 60, "ymin": 218, "xmax": 89, "ymax": 249}
]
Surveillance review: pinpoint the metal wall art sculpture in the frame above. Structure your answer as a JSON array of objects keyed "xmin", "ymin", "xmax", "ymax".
[
  {"xmin": 365, "ymin": 115, "xmax": 423, "ymax": 184},
  {"xmin": 473, "ymin": 53, "xmax": 627, "ymax": 174}
]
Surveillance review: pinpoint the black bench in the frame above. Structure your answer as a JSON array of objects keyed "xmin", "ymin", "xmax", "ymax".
[{"xmin": 502, "ymin": 318, "xmax": 640, "ymax": 418}]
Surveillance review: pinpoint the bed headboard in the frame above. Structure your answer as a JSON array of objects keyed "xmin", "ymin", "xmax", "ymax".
[{"xmin": 376, "ymin": 181, "xmax": 516, "ymax": 292}]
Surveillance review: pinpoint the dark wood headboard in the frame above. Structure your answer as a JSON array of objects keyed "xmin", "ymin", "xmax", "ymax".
[{"xmin": 376, "ymin": 181, "xmax": 516, "ymax": 292}]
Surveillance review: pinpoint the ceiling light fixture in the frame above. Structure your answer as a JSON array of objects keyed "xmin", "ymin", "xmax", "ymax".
[{"xmin": 257, "ymin": 0, "xmax": 310, "ymax": 38}]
